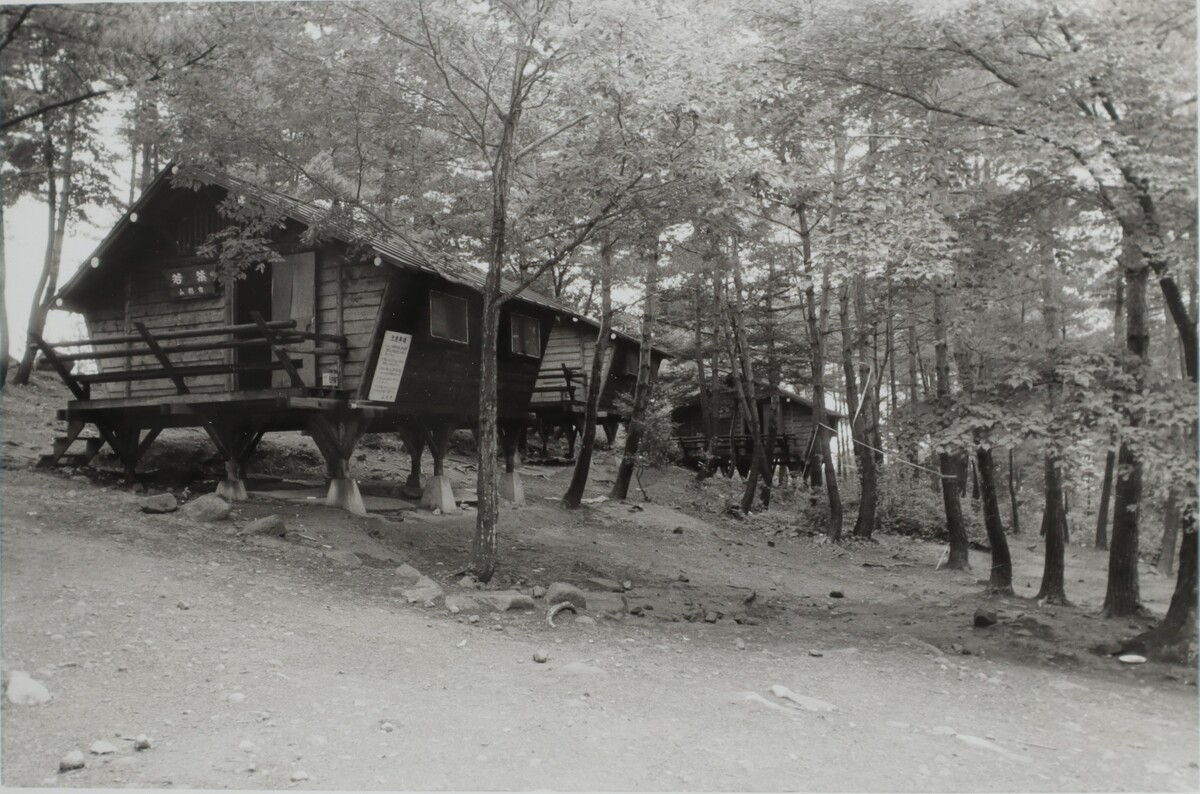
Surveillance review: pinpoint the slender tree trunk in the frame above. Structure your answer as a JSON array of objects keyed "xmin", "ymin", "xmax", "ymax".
[
  {"xmin": 612, "ymin": 236, "xmax": 658, "ymax": 500},
  {"xmin": 563, "ymin": 238, "xmax": 613, "ymax": 508},
  {"xmin": 1159, "ymin": 488, "xmax": 1181, "ymax": 576},
  {"xmin": 977, "ymin": 447, "xmax": 1013, "ymax": 593},
  {"xmin": 0, "ymin": 193, "xmax": 8, "ymax": 388},
  {"xmin": 724, "ymin": 236, "xmax": 770, "ymax": 513},
  {"xmin": 1095, "ymin": 449, "xmax": 1115, "ymax": 550},
  {"xmin": 693, "ymin": 273, "xmax": 712, "ymax": 452},
  {"xmin": 852, "ymin": 275, "xmax": 878, "ymax": 538},
  {"xmin": 1008, "ymin": 448, "xmax": 1021, "ymax": 535},
  {"xmin": 15, "ymin": 106, "xmax": 76, "ymax": 385},
  {"xmin": 798, "ymin": 202, "xmax": 841, "ymax": 537},
  {"xmin": 933, "ymin": 287, "xmax": 968, "ymax": 569},
  {"xmin": 1038, "ymin": 455, "xmax": 1069, "ymax": 602},
  {"xmin": 905, "ymin": 299, "xmax": 921, "ymax": 475},
  {"xmin": 1037, "ymin": 221, "xmax": 1068, "ymax": 601}
]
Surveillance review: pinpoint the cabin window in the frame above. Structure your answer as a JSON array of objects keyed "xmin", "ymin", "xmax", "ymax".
[
  {"xmin": 623, "ymin": 349, "xmax": 641, "ymax": 376},
  {"xmin": 510, "ymin": 313, "xmax": 540, "ymax": 357},
  {"xmin": 429, "ymin": 290, "xmax": 468, "ymax": 343}
]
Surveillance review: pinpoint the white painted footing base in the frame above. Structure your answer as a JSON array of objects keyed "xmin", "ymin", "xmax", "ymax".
[
  {"xmin": 326, "ymin": 477, "xmax": 367, "ymax": 516},
  {"xmin": 499, "ymin": 471, "xmax": 525, "ymax": 506},
  {"xmin": 216, "ymin": 478, "xmax": 248, "ymax": 501},
  {"xmin": 420, "ymin": 475, "xmax": 457, "ymax": 513}
]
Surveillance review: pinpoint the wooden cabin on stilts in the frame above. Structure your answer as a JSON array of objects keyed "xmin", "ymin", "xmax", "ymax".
[
  {"xmin": 37, "ymin": 164, "xmax": 566, "ymax": 514},
  {"xmin": 528, "ymin": 317, "xmax": 670, "ymax": 458}
]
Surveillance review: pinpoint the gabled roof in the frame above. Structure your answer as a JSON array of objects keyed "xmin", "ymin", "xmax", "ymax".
[
  {"xmin": 56, "ymin": 163, "xmax": 574, "ymax": 317},
  {"xmin": 674, "ymin": 373, "xmax": 845, "ymax": 418}
]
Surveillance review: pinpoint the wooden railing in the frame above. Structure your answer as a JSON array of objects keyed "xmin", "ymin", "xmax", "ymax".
[
  {"xmin": 531, "ymin": 363, "xmax": 586, "ymax": 406},
  {"xmin": 30, "ymin": 312, "xmax": 348, "ymax": 400}
]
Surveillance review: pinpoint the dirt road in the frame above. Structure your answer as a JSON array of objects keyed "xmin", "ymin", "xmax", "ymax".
[{"xmin": 2, "ymin": 465, "xmax": 1197, "ymax": 791}]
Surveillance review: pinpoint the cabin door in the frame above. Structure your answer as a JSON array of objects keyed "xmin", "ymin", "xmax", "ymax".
[{"xmin": 270, "ymin": 252, "xmax": 317, "ymax": 388}]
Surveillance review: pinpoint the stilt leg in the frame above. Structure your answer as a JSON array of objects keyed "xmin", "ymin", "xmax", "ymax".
[
  {"xmin": 419, "ymin": 420, "xmax": 457, "ymax": 513},
  {"xmin": 308, "ymin": 410, "xmax": 370, "ymax": 516},
  {"xmin": 498, "ymin": 420, "xmax": 525, "ymax": 507},
  {"xmin": 396, "ymin": 426, "xmax": 426, "ymax": 489}
]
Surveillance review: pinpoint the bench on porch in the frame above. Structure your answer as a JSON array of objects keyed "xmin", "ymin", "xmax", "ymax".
[{"xmin": 31, "ymin": 312, "xmax": 347, "ymax": 474}]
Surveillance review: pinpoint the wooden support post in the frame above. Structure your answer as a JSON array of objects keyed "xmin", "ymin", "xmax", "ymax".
[
  {"xmin": 395, "ymin": 425, "xmax": 426, "ymax": 489},
  {"xmin": 498, "ymin": 420, "xmax": 525, "ymax": 506},
  {"xmin": 203, "ymin": 420, "xmax": 264, "ymax": 502},
  {"xmin": 419, "ymin": 420, "xmax": 456, "ymax": 513},
  {"xmin": 600, "ymin": 416, "xmax": 620, "ymax": 446},
  {"xmin": 135, "ymin": 322, "xmax": 189, "ymax": 394},
  {"xmin": 307, "ymin": 409, "xmax": 370, "ymax": 515},
  {"xmin": 29, "ymin": 333, "xmax": 89, "ymax": 400}
]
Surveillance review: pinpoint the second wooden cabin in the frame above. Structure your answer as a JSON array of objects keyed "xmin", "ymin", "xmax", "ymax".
[
  {"xmin": 528, "ymin": 318, "xmax": 669, "ymax": 457},
  {"xmin": 40, "ymin": 164, "xmax": 570, "ymax": 512},
  {"xmin": 671, "ymin": 376, "xmax": 842, "ymax": 477}
]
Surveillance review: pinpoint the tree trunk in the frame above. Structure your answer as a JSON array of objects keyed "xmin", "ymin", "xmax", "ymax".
[
  {"xmin": 724, "ymin": 236, "xmax": 771, "ymax": 514},
  {"xmin": 563, "ymin": 239, "xmax": 613, "ymax": 508},
  {"xmin": 798, "ymin": 202, "xmax": 841, "ymax": 537},
  {"xmin": 1037, "ymin": 454, "xmax": 1069, "ymax": 603},
  {"xmin": 612, "ymin": 236, "xmax": 658, "ymax": 501},
  {"xmin": 0, "ymin": 193, "xmax": 8, "ymax": 388},
  {"xmin": 15, "ymin": 107, "xmax": 77, "ymax": 385},
  {"xmin": 1007, "ymin": 448, "xmax": 1020, "ymax": 535},
  {"xmin": 852, "ymin": 275, "xmax": 878, "ymax": 538},
  {"xmin": 1095, "ymin": 447, "xmax": 1115, "ymax": 550},
  {"xmin": 1158, "ymin": 488, "xmax": 1181, "ymax": 576},
  {"xmin": 977, "ymin": 447, "xmax": 1013, "ymax": 593},
  {"xmin": 933, "ymin": 287, "xmax": 968, "ymax": 569},
  {"xmin": 1104, "ymin": 236, "xmax": 1148, "ymax": 618}
]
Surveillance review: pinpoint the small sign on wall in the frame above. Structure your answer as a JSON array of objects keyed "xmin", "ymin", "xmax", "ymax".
[
  {"xmin": 164, "ymin": 265, "xmax": 218, "ymax": 300},
  {"xmin": 368, "ymin": 331, "xmax": 412, "ymax": 402}
]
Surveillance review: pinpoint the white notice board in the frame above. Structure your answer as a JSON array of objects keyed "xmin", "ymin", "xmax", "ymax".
[{"xmin": 367, "ymin": 331, "xmax": 412, "ymax": 402}]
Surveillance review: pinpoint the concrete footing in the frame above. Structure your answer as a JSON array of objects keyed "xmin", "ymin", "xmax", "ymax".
[
  {"xmin": 326, "ymin": 477, "xmax": 367, "ymax": 516},
  {"xmin": 499, "ymin": 471, "xmax": 525, "ymax": 506},
  {"xmin": 420, "ymin": 475, "xmax": 457, "ymax": 513},
  {"xmin": 215, "ymin": 477, "xmax": 248, "ymax": 501}
]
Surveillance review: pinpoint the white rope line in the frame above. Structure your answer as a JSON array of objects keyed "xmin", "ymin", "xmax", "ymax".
[{"xmin": 815, "ymin": 422, "xmax": 956, "ymax": 480}]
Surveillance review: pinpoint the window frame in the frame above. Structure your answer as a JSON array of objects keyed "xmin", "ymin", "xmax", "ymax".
[
  {"xmin": 509, "ymin": 312, "xmax": 541, "ymax": 358},
  {"xmin": 429, "ymin": 289, "xmax": 469, "ymax": 344}
]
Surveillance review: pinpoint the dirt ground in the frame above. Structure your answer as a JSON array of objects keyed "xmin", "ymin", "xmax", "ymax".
[{"xmin": 2, "ymin": 374, "xmax": 1198, "ymax": 791}]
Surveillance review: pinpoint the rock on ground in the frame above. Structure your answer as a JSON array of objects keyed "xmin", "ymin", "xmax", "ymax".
[
  {"xmin": 545, "ymin": 582, "xmax": 587, "ymax": 609},
  {"xmin": 583, "ymin": 592, "xmax": 628, "ymax": 616},
  {"xmin": 5, "ymin": 671, "xmax": 50, "ymax": 705},
  {"xmin": 586, "ymin": 577, "xmax": 625, "ymax": 593},
  {"xmin": 59, "ymin": 750, "xmax": 85, "ymax": 772},
  {"xmin": 324, "ymin": 549, "xmax": 361, "ymax": 567},
  {"xmin": 89, "ymin": 740, "xmax": 117, "ymax": 755},
  {"xmin": 138, "ymin": 493, "xmax": 178, "ymax": 514},
  {"xmin": 240, "ymin": 515, "xmax": 286, "ymax": 536},
  {"xmin": 473, "ymin": 591, "xmax": 537, "ymax": 612},
  {"xmin": 181, "ymin": 493, "xmax": 232, "ymax": 522},
  {"xmin": 973, "ymin": 608, "xmax": 998, "ymax": 627},
  {"xmin": 394, "ymin": 563, "xmax": 423, "ymax": 586},
  {"xmin": 401, "ymin": 576, "xmax": 444, "ymax": 606}
]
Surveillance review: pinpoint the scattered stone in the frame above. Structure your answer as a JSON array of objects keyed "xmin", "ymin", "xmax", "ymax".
[
  {"xmin": 703, "ymin": 611, "xmax": 720, "ymax": 623},
  {"xmin": 448, "ymin": 604, "xmax": 461, "ymax": 615},
  {"xmin": 531, "ymin": 585, "xmax": 547, "ymax": 599},
  {"xmin": 134, "ymin": 735, "xmax": 151, "ymax": 751},
  {"xmin": 1118, "ymin": 654, "xmax": 1147, "ymax": 665},
  {"xmin": 89, "ymin": 740, "xmax": 117, "ymax": 755},
  {"xmin": 181, "ymin": 493, "xmax": 232, "ymax": 522},
  {"xmin": 735, "ymin": 638, "xmax": 746, "ymax": 650},
  {"xmin": 808, "ymin": 650, "xmax": 823, "ymax": 658},
  {"xmin": 829, "ymin": 590, "xmax": 844, "ymax": 599},
  {"xmin": 545, "ymin": 582, "xmax": 588, "ymax": 609},
  {"xmin": 769, "ymin": 684, "xmax": 837, "ymax": 712},
  {"xmin": 677, "ymin": 573, "xmax": 689, "ymax": 582},
  {"xmin": 973, "ymin": 608, "xmax": 998, "ymax": 628},
  {"xmin": 480, "ymin": 591, "xmax": 537, "ymax": 611},
  {"xmin": 5, "ymin": 671, "xmax": 50, "ymax": 705},
  {"xmin": 533, "ymin": 650, "xmax": 550, "ymax": 663},
  {"xmin": 575, "ymin": 616, "xmax": 596, "ymax": 626},
  {"xmin": 622, "ymin": 580, "xmax": 633, "ymax": 591},
  {"xmin": 586, "ymin": 592, "xmax": 629, "ymax": 615},
  {"xmin": 393, "ymin": 563, "xmax": 423, "ymax": 586},
  {"xmin": 672, "ymin": 527, "xmax": 684, "ymax": 534},
  {"xmin": 380, "ymin": 721, "xmax": 396, "ymax": 733},
  {"xmin": 734, "ymin": 616, "xmax": 761, "ymax": 626},
  {"xmin": 324, "ymin": 549, "xmax": 361, "ymax": 568},
  {"xmin": 458, "ymin": 575, "xmax": 482, "ymax": 589},
  {"xmin": 468, "ymin": 615, "xmax": 480, "ymax": 624},
  {"xmin": 139, "ymin": 493, "xmax": 178, "ymax": 514},
  {"xmin": 586, "ymin": 577, "xmax": 625, "ymax": 593},
  {"xmin": 177, "ymin": 601, "xmax": 190, "ymax": 610},
  {"xmin": 401, "ymin": 576, "xmax": 444, "ymax": 605},
  {"xmin": 240, "ymin": 515, "xmax": 286, "ymax": 537},
  {"xmin": 59, "ymin": 750, "xmax": 86, "ymax": 772},
  {"xmin": 291, "ymin": 770, "xmax": 309, "ymax": 782}
]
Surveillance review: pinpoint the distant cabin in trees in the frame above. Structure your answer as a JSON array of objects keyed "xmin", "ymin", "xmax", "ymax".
[
  {"xmin": 671, "ymin": 376, "xmax": 843, "ymax": 477},
  {"xmin": 35, "ymin": 164, "xmax": 570, "ymax": 513},
  {"xmin": 529, "ymin": 318, "xmax": 670, "ymax": 457}
]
